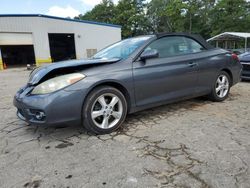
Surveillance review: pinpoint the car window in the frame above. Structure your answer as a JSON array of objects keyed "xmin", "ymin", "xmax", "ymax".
[
  {"xmin": 93, "ymin": 36, "xmax": 153, "ymax": 60},
  {"xmin": 144, "ymin": 36, "xmax": 205, "ymax": 58},
  {"xmin": 186, "ymin": 37, "xmax": 206, "ymax": 53}
]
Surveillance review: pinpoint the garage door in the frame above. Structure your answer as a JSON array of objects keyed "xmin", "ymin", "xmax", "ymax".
[{"xmin": 0, "ymin": 33, "xmax": 33, "ymax": 45}]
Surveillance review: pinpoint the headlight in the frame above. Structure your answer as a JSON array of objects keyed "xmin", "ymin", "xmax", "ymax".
[{"xmin": 31, "ymin": 73, "xmax": 85, "ymax": 95}]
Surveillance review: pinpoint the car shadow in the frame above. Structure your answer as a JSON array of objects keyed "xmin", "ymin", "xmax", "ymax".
[
  {"xmin": 241, "ymin": 79, "xmax": 250, "ymax": 83},
  {"xmin": 9, "ymin": 96, "xmax": 230, "ymax": 145}
]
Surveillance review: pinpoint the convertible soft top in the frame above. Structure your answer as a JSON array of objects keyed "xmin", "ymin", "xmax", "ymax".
[{"xmin": 156, "ymin": 32, "xmax": 214, "ymax": 50}]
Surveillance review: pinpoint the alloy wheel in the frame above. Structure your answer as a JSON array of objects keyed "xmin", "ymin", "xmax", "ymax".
[
  {"xmin": 215, "ymin": 75, "xmax": 229, "ymax": 98},
  {"xmin": 91, "ymin": 93, "xmax": 123, "ymax": 129}
]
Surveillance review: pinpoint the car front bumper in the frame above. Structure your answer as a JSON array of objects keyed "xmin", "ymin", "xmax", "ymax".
[
  {"xmin": 241, "ymin": 62, "xmax": 250, "ymax": 80},
  {"xmin": 13, "ymin": 85, "xmax": 87, "ymax": 126}
]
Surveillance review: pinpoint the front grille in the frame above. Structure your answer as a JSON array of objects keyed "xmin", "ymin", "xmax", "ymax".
[{"xmin": 242, "ymin": 64, "xmax": 250, "ymax": 71}]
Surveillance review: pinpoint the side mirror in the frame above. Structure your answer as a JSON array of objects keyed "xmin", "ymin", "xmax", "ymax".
[{"xmin": 140, "ymin": 49, "xmax": 159, "ymax": 61}]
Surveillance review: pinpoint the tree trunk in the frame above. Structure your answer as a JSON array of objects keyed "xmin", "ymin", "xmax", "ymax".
[{"xmin": 189, "ymin": 13, "xmax": 192, "ymax": 33}]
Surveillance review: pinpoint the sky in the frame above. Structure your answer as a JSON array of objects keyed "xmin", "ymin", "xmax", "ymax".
[{"xmin": 0, "ymin": 0, "xmax": 119, "ymax": 18}]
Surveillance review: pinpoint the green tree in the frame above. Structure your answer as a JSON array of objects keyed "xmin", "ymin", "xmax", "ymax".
[
  {"xmin": 197, "ymin": 0, "xmax": 216, "ymax": 38},
  {"xmin": 76, "ymin": 0, "xmax": 150, "ymax": 38},
  {"xmin": 210, "ymin": 0, "xmax": 250, "ymax": 36},
  {"xmin": 75, "ymin": 0, "xmax": 116, "ymax": 24},
  {"xmin": 74, "ymin": 0, "xmax": 250, "ymax": 39},
  {"xmin": 182, "ymin": 0, "xmax": 216, "ymax": 38},
  {"xmin": 165, "ymin": 0, "xmax": 186, "ymax": 32},
  {"xmin": 114, "ymin": 0, "xmax": 150, "ymax": 38},
  {"xmin": 147, "ymin": 0, "xmax": 172, "ymax": 33},
  {"xmin": 147, "ymin": 0, "xmax": 214, "ymax": 38}
]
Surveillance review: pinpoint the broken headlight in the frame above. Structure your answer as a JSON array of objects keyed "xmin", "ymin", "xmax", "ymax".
[{"xmin": 31, "ymin": 73, "xmax": 86, "ymax": 95}]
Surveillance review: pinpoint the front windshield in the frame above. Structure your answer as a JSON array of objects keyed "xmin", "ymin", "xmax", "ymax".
[{"xmin": 93, "ymin": 36, "xmax": 152, "ymax": 60}]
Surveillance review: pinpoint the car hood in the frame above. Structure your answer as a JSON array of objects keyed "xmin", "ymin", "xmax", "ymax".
[
  {"xmin": 28, "ymin": 58, "xmax": 121, "ymax": 85},
  {"xmin": 239, "ymin": 52, "xmax": 250, "ymax": 62}
]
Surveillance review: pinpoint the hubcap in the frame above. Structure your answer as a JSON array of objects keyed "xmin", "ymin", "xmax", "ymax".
[
  {"xmin": 91, "ymin": 93, "xmax": 123, "ymax": 129},
  {"xmin": 215, "ymin": 75, "xmax": 229, "ymax": 98}
]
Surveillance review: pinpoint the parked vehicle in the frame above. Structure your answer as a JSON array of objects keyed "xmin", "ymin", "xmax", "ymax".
[
  {"xmin": 230, "ymin": 49, "xmax": 247, "ymax": 55},
  {"xmin": 239, "ymin": 52, "xmax": 250, "ymax": 80},
  {"xmin": 14, "ymin": 33, "xmax": 242, "ymax": 134}
]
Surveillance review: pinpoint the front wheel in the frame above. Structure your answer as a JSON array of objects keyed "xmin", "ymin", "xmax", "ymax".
[
  {"xmin": 82, "ymin": 86, "xmax": 127, "ymax": 134},
  {"xmin": 209, "ymin": 71, "xmax": 231, "ymax": 102}
]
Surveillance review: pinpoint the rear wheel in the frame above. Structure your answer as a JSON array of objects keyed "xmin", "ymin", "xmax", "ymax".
[
  {"xmin": 82, "ymin": 86, "xmax": 127, "ymax": 134},
  {"xmin": 209, "ymin": 71, "xmax": 231, "ymax": 102}
]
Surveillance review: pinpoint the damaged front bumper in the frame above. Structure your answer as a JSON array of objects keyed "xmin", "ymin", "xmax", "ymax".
[{"xmin": 13, "ymin": 84, "xmax": 87, "ymax": 126}]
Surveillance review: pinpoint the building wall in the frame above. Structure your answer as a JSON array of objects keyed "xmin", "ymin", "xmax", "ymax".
[
  {"xmin": 0, "ymin": 16, "xmax": 121, "ymax": 67},
  {"xmin": 0, "ymin": 48, "xmax": 2, "ymax": 70}
]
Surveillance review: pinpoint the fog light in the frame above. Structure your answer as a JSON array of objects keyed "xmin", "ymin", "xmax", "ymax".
[{"xmin": 35, "ymin": 111, "xmax": 45, "ymax": 120}]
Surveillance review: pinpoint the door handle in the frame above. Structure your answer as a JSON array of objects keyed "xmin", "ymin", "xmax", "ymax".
[{"xmin": 188, "ymin": 62, "xmax": 197, "ymax": 67}]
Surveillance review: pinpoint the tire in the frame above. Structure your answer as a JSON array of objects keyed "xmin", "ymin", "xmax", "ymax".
[
  {"xmin": 209, "ymin": 71, "xmax": 231, "ymax": 102},
  {"xmin": 82, "ymin": 86, "xmax": 127, "ymax": 134}
]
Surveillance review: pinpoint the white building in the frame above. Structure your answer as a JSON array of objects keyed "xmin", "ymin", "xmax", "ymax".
[{"xmin": 0, "ymin": 14, "xmax": 122, "ymax": 70}]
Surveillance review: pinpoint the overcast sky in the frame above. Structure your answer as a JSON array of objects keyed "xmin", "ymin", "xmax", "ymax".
[{"xmin": 0, "ymin": 0, "xmax": 119, "ymax": 18}]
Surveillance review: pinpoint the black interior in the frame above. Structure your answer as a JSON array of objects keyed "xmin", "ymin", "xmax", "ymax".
[
  {"xmin": 1, "ymin": 45, "xmax": 35, "ymax": 67},
  {"xmin": 48, "ymin": 33, "xmax": 76, "ymax": 62}
]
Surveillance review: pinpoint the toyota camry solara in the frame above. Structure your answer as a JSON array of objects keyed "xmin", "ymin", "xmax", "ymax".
[{"xmin": 14, "ymin": 33, "xmax": 242, "ymax": 134}]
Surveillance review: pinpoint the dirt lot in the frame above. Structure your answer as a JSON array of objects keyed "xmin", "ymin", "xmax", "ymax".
[{"xmin": 0, "ymin": 68, "xmax": 249, "ymax": 188}]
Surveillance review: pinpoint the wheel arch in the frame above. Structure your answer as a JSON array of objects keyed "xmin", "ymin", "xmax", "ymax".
[
  {"xmin": 220, "ymin": 68, "xmax": 233, "ymax": 85},
  {"xmin": 85, "ymin": 81, "xmax": 132, "ymax": 113}
]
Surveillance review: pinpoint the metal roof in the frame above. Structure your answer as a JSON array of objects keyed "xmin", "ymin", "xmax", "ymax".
[
  {"xmin": 207, "ymin": 32, "xmax": 250, "ymax": 41},
  {"xmin": 0, "ymin": 14, "xmax": 122, "ymax": 28}
]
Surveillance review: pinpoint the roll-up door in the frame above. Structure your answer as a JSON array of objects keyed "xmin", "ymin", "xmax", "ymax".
[{"xmin": 0, "ymin": 33, "xmax": 33, "ymax": 45}]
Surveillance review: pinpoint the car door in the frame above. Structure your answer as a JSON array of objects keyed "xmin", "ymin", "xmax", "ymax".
[{"xmin": 133, "ymin": 36, "xmax": 204, "ymax": 107}]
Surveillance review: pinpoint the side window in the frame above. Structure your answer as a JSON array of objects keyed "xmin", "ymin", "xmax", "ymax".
[
  {"xmin": 185, "ymin": 37, "xmax": 205, "ymax": 53},
  {"xmin": 145, "ymin": 36, "xmax": 205, "ymax": 58}
]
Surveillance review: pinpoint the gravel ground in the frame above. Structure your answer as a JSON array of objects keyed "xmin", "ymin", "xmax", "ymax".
[{"xmin": 0, "ymin": 68, "xmax": 249, "ymax": 188}]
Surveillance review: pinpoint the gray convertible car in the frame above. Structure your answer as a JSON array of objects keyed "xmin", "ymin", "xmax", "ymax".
[{"xmin": 14, "ymin": 33, "xmax": 242, "ymax": 134}]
